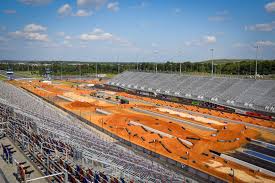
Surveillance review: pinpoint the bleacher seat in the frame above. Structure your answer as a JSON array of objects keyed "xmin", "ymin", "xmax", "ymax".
[{"xmin": 108, "ymin": 71, "xmax": 275, "ymax": 113}]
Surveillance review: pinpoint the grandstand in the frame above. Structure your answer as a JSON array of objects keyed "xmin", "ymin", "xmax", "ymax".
[
  {"xmin": 1, "ymin": 72, "xmax": 275, "ymax": 183},
  {"xmin": 107, "ymin": 71, "xmax": 275, "ymax": 114},
  {"xmin": 0, "ymin": 81, "xmax": 187, "ymax": 182}
]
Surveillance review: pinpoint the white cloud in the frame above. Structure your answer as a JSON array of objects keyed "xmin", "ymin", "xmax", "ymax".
[
  {"xmin": 3, "ymin": 9, "xmax": 17, "ymax": 14},
  {"xmin": 208, "ymin": 10, "xmax": 229, "ymax": 22},
  {"xmin": 153, "ymin": 50, "xmax": 159, "ymax": 54},
  {"xmin": 24, "ymin": 23, "xmax": 47, "ymax": 32},
  {"xmin": 93, "ymin": 28, "xmax": 103, "ymax": 34},
  {"xmin": 58, "ymin": 4, "xmax": 72, "ymax": 16},
  {"xmin": 77, "ymin": 0, "xmax": 107, "ymax": 9},
  {"xmin": 57, "ymin": 32, "xmax": 65, "ymax": 37},
  {"xmin": 203, "ymin": 35, "xmax": 216, "ymax": 44},
  {"xmin": 79, "ymin": 28, "xmax": 133, "ymax": 47},
  {"xmin": 80, "ymin": 28, "xmax": 113, "ymax": 41},
  {"xmin": 63, "ymin": 40, "xmax": 73, "ymax": 47},
  {"xmin": 185, "ymin": 40, "xmax": 203, "ymax": 46},
  {"xmin": 245, "ymin": 21, "xmax": 275, "ymax": 32},
  {"xmin": 107, "ymin": 2, "xmax": 119, "ymax": 12},
  {"xmin": 10, "ymin": 31, "xmax": 49, "ymax": 42},
  {"xmin": 185, "ymin": 35, "xmax": 217, "ymax": 47},
  {"xmin": 265, "ymin": 1, "xmax": 275, "ymax": 13},
  {"xmin": 57, "ymin": 32, "xmax": 72, "ymax": 41},
  {"xmin": 255, "ymin": 40, "xmax": 275, "ymax": 47},
  {"xmin": 58, "ymin": 5, "xmax": 92, "ymax": 17},
  {"xmin": 18, "ymin": 0, "xmax": 52, "ymax": 5},
  {"xmin": 9, "ymin": 23, "xmax": 49, "ymax": 42},
  {"xmin": 130, "ymin": 1, "xmax": 148, "ymax": 9},
  {"xmin": 232, "ymin": 42, "xmax": 249, "ymax": 48},
  {"xmin": 74, "ymin": 9, "xmax": 92, "ymax": 17},
  {"xmin": 208, "ymin": 16, "xmax": 226, "ymax": 22},
  {"xmin": 64, "ymin": 36, "xmax": 71, "ymax": 40}
]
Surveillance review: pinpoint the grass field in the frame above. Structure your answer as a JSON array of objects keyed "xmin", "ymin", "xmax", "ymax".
[
  {"xmin": 15, "ymin": 71, "xmax": 42, "ymax": 78},
  {"xmin": 0, "ymin": 75, "xmax": 6, "ymax": 81},
  {"xmin": 105, "ymin": 73, "xmax": 117, "ymax": 78}
]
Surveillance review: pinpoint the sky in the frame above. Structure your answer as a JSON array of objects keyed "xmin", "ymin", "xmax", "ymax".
[{"xmin": 0, "ymin": 0, "xmax": 275, "ymax": 62}]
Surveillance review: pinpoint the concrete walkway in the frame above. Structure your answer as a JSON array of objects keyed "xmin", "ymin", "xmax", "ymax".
[{"xmin": 0, "ymin": 137, "xmax": 48, "ymax": 183}]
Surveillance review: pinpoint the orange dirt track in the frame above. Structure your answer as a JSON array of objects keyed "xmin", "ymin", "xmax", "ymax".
[{"xmin": 8, "ymin": 80, "xmax": 275, "ymax": 183}]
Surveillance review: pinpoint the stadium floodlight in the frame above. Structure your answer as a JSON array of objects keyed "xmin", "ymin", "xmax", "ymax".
[
  {"xmin": 136, "ymin": 54, "xmax": 139, "ymax": 71},
  {"xmin": 95, "ymin": 62, "xmax": 98, "ymax": 78},
  {"xmin": 180, "ymin": 50, "xmax": 185, "ymax": 75},
  {"xmin": 117, "ymin": 56, "xmax": 120, "ymax": 73},
  {"xmin": 79, "ymin": 64, "xmax": 82, "ymax": 80},
  {"xmin": 60, "ymin": 61, "xmax": 63, "ymax": 80},
  {"xmin": 254, "ymin": 45, "xmax": 259, "ymax": 79},
  {"xmin": 210, "ymin": 48, "xmax": 214, "ymax": 77}
]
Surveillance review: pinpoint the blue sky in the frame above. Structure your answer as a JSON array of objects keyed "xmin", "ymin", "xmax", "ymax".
[{"xmin": 0, "ymin": 0, "xmax": 275, "ymax": 62}]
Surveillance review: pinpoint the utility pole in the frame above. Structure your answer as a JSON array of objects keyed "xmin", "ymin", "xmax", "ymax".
[
  {"xmin": 210, "ymin": 48, "xmax": 214, "ymax": 77},
  {"xmin": 155, "ymin": 63, "xmax": 157, "ymax": 73},
  {"xmin": 179, "ymin": 63, "xmax": 182, "ymax": 75}
]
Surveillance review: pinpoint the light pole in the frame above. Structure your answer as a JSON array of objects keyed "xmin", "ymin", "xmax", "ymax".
[
  {"xmin": 79, "ymin": 64, "xmax": 82, "ymax": 80},
  {"xmin": 210, "ymin": 48, "xmax": 214, "ymax": 77},
  {"xmin": 95, "ymin": 62, "xmax": 98, "ymax": 78},
  {"xmin": 136, "ymin": 54, "xmax": 139, "ymax": 71},
  {"xmin": 60, "ymin": 61, "xmax": 63, "ymax": 80},
  {"xmin": 178, "ymin": 50, "xmax": 184, "ymax": 75},
  {"xmin": 117, "ymin": 56, "xmax": 120, "ymax": 73},
  {"xmin": 255, "ymin": 45, "xmax": 259, "ymax": 79}
]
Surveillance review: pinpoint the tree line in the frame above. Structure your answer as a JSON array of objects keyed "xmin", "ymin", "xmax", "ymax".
[{"xmin": 0, "ymin": 60, "xmax": 275, "ymax": 77}]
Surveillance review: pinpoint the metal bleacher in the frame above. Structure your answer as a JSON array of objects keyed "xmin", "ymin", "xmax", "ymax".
[{"xmin": 108, "ymin": 71, "xmax": 275, "ymax": 113}]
